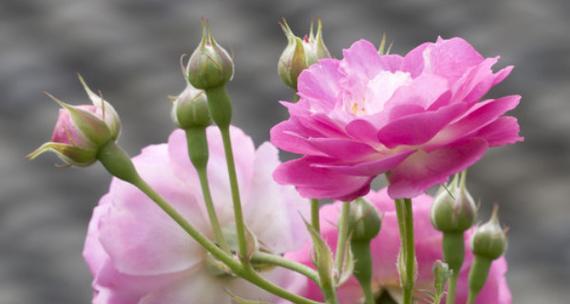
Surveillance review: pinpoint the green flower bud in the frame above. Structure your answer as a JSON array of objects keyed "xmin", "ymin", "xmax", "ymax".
[
  {"xmin": 171, "ymin": 84, "xmax": 211, "ymax": 129},
  {"xmin": 349, "ymin": 198, "xmax": 382, "ymax": 242},
  {"xmin": 187, "ymin": 20, "xmax": 234, "ymax": 90},
  {"xmin": 431, "ymin": 172, "xmax": 477, "ymax": 233},
  {"xmin": 432, "ymin": 260, "xmax": 452, "ymax": 301},
  {"xmin": 471, "ymin": 206, "xmax": 508, "ymax": 260},
  {"xmin": 277, "ymin": 19, "xmax": 331, "ymax": 90}
]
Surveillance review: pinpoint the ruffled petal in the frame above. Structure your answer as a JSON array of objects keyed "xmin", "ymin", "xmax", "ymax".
[{"xmin": 387, "ymin": 139, "xmax": 488, "ymax": 198}]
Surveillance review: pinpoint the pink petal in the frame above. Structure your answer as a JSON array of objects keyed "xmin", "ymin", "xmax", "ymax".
[
  {"xmin": 273, "ymin": 157, "xmax": 373, "ymax": 201},
  {"xmin": 428, "ymin": 37, "xmax": 485, "ymax": 82},
  {"xmin": 401, "ymin": 42, "xmax": 431, "ymax": 77},
  {"xmin": 377, "ymin": 103, "xmax": 467, "ymax": 148},
  {"xmin": 387, "ymin": 138, "xmax": 488, "ymax": 198},
  {"xmin": 430, "ymin": 95, "xmax": 521, "ymax": 147},
  {"xmin": 297, "ymin": 58, "xmax": 343, "ymax": 111},
  {"xmin": 474, "ymin": 116, "xmax": 523, "ymax": 147},
  {"xmin": 308, "ymin": 137, "xmax": 378, "ymax": 161},
  {"xmin": 244, "ymin": 143, "xmax": 309, "ymax": 253},
  {"xmin": 270, "ymin": 120, "xmax": 327, "ymax": 156},
  {"xmin": 140, "ymin": 267, "xmax": 231, "ymax": 304},
  {"xmin": 340, "ymin": 39, "xmax": 385, "ymax": 79},
  {"xmin": 345, "ymin": 119, "xmax": 380, "ymax": 144},
  {"xmin": 312, "ymin": 150, "xmax": 413, "ymax": 176}
]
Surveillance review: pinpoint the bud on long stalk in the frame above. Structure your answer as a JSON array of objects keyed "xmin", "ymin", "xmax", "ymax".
[
  {"xmin": 467, "ymin": 206, "xmax": 508, "ymax": 304},
  {"xmin": 431, "ymin": 172, "xmax": 477, "ymax": 304},
  {"xmin": 349, "ymin": 198, "xmax": 382, "ymax": 304}
]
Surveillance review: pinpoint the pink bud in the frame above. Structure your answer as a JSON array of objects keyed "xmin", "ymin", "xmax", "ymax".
[{"xmin": 28, "ymin": 76, "xmax": 121, "ymax": 167}]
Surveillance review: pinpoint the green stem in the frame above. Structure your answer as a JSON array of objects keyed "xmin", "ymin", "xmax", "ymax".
[
  {"xmin": 238, "ymin": 267, "xmax": 323, "ymax": 304},
  {"xmin": 320, "ymin": 279, "xmax": 339, "ymax": 304},
  {"xmin": 395, "ymin": 198, "xmax": 415, "ymax": 304},
  {"xmin": 185, "ymin": 128, "xmax": 231, "ymax": 253},
  {"xmin": 443, "ymin": 232, "xmax": 465, "ymax": 304},
  {"xmin": 252, "ymin": 251, "xmax": 320, "ymax": 283},
  {"xmin": 351, "ymin": 241, "xmax": 375, "ymax": 304},
  {"xmin": 446, "ymin": 273, "xmax": 459, "ymax": 304},
  {"xmin": 311, "ymin": 199, "xmax": 320, "ymax": 233},
  {"xmin": 219, "ymin": 126, "xmax": 249, "ymax": 264},
  {"xmin": 196, "ymin": 167, "xmax": 231, "ymax": 252},
  {"xmin": 467, "ymin": 256, "xmax": 492, "ymax": 304},
  {"xmin": 335, "ymin": 201, "xmax": 351, "ymax": 271}
]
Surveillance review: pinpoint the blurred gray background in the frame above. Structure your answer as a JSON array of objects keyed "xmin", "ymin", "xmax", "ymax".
[{"xmin": 1, "ymin": 0, "xmax": 569, "ymax": 303}]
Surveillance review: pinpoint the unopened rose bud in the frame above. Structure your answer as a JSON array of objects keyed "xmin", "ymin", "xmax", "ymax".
[
  {"xmin": 349, "ymin": 198, "xmax": 382, "ymax": 242},
  {"xmin": 277, "ymin": 19, "xmax": 331, "ymax": 90},
  {"xmin": 27, "ymin": 76, "xmax": 121, "ymax": 167},
  {"xmin": 431, "ymin": 172, "xmax": 477, "ymax": 286},
  {"xmin": 349, "ymin": 198, "xmax": 381, "ymax": 302},
  {"xmin": 187, "ymin": 19, "xmax": 234, "ymax": 90},
  {"xmin": 171, "ymin": 84, "xmax": 211, "ymax": 129},
  {"xmin": 431, "ymin": 172, "xmax": 477, "ymax": 233},
  {"xmin": 471, "ymin": 206, "xmax": 508, "ymax": 260},
  {"xmin": 468, "ymin": 206, "xmax": 508, "ymax": 302}
]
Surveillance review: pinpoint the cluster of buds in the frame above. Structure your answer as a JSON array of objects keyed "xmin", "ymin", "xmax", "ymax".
[
  {"xmin": 277, "ymin": 19, "xmax": 331, "ymax": 90},
  {"xmin": 27, "ymin": 76, "xmax": 121, "ymax": 167},
  {"xmin": 431, "ymin": 172, "xmax": 509, "ymax": 303}
]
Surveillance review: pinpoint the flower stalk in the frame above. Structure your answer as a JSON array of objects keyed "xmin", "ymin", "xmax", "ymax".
[
  {"xmin": 311, "ymin": 198, "xmax": 321, "ymax": 233},
  {"xmin": 395, "ymin": 198, "xmax": 416, "ymax": 304},
  {"xmin": 185, "ymin": 128, "xmax": 231, "ymax": 253}
]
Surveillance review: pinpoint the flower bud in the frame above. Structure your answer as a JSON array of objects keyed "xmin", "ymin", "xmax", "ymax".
[
  {"xmin": 349, "ymin": 198, "xmax": 382, "ymax": 242},
  {"xmin": 431, "ymin": 172, "xmax": 477, "ymax": 233},
  {"xmin": 277, "ymin": 19, "xmax": 331, "ymax": 90},
  {"xmin": 171, "ymin": 84, "xmax": 211, "ymax": 129},
  {"xmin": 432, "ymin": 260, "xmax": 452, "ymax": 300},
  {"xmin": 27, "ymin": 76, "xmax": 121, "ymax": 167},
  {"xmin": 471, "ymin": 206, "xmax": 508, "ymax": 260},
  {"xmin": 187, "ymin": 20, "xmax": 234, "ymax": 90}
]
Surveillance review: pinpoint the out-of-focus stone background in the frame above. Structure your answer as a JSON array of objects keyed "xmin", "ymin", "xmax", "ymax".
[{"xmin": 1, "ymin": 0, "xmax": 569, "ymax": 303}]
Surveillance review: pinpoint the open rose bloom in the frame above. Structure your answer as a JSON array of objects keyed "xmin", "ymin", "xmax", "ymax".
[
  {"xmin": 272, "ymin": 37, "xmax": 522, "ymax": 200},
  {"xmin": 287, "ymin": 189, "xmax": 512, "ymax": 304},
  {"xmin": 83, "ymin": 126, "xmax": 308, "ymax": 304}
]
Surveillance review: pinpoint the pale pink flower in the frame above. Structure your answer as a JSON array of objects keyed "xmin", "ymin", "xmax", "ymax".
[
  {"xmin": 83, "ymin": 126, "xmax": 308, "ymax": 304},
  {"xmin": 287, "ymin": 189, "xmax": 511, "ymax": 304},
  {"xmin": 271, "ymin": 37, "xmax": 522, "ymax": 200}
]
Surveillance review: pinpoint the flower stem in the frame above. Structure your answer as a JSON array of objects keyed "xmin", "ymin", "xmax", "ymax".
[
  {"xmin": 251, "ymin": 251, "xmax": 320, "ymax": 283},
  {"xmin": 395, "ymin": 198, "xmax": 415, "ymax": 304},
  {"xmin": 185, "ymin": 128, "xmax": 231, "ymax": 253},
  {"xmin": 218, "ymin": 126, "xmax": 249, "ymax": 264},
  {"xmin": 351, "ymin": 241, "xmax": 375, "ymax": 304},
  {"xmin": 446, "ymin": 273, "xmax": 459, "ymax": 304},
  {"xmin": 335, "ymin": 201, "xmax": 351, "ymax": 272},
  {"xmin": 311, "ymin": 199, "xmax": 321, "ymax": 233}
]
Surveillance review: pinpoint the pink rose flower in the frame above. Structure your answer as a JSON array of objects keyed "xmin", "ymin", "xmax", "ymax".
[
  {"xmin": 83, "ymin": 126, "xmax": 308, "ymax": 304},
  {"xmin": 271, "ymin": 37, "xmax": 523, "ymax": 200},
  {"xmin": 287, "ymin": 189, "xmax": 511, "ymax": 304}
]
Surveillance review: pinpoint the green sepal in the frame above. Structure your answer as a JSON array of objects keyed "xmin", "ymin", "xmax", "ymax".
[
  {"xmin": 78, "ymin": 74, "xmax": 121, "ymax": 140},
  {"xmin": 27, "ymin": 142, "xmax": 97, "ymax": 167}
]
